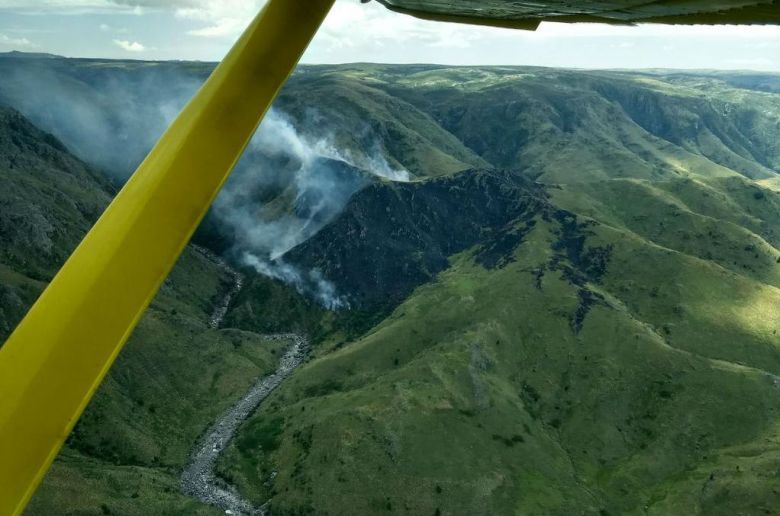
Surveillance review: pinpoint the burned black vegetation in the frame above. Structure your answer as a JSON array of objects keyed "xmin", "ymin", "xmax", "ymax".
[
  {"xmin": 545, "ymin": 209, "xmax": 613, "ymax": 334},
  {"xmin": 287, "ymin": 168, "xmax": 548, "ymax": 319},
  {"xmin": 474, "ymin": 219, "xmax": 537, "ymax": 269},
  {"xmin": 286, "ymin": 166, "xmax": 615, "ymax": 335}
]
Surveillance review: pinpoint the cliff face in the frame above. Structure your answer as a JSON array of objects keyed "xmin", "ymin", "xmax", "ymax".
[{"xmin": 0, "ymin": 107, "xmax": 112, "ymax": 340}]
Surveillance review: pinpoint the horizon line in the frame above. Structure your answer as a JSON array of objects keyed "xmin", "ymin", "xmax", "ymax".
[{"xmin": 1, "ymin": 50, "xmax": 778, "ymax": 74}]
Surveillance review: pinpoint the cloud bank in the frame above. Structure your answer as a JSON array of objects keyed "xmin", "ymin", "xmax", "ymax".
[{"xmin": 112, "ymin": 38, "xmax": 144, "ymax": 51}]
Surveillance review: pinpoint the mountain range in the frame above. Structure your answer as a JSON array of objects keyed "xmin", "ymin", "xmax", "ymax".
[{"xmin": 1, "ymin": 53, "xmax": 780, "ymax": 515}]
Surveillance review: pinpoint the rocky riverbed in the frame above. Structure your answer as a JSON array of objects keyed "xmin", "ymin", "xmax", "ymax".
[
  {"xmin": 183, "ymin": 248, "xmax": 308, "ymax": 515},
  {"xmin": 180, "ymin": 334, "xmax": 308, "ymax": 515}
]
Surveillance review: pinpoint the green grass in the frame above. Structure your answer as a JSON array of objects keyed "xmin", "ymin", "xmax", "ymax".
[
  {"xmin": 0, "ymin": 106, "xmax": 304, "ymax": 513},
  {"xmin": 2, "ymin": 61, "xmax": 780, "ymax": 514},
  {"xmin": 276, "ymin": 73, "xmax": 490, "ymax": 178},
  {"xmin": 27, "ymin": 449, "xmax": 221, "ymax": 516},
  {"xmin": 25, "ymin": 245, "xmax": 294, "ymax": 514},
  {"xmin": 220, "ymin": 189, "xmax": 780, "ymax": 515}
]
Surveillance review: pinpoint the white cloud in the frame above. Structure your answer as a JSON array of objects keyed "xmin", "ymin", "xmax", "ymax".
[
  {"xmin": 0, "ymin": 0, "xmax": 778, "ymax": 69},
  {"xmin": 0, "ymin": 0, "xmax": 114, "ymax": 6},
  {"xmin": 315, "ymin": 0, "xmax": 505, "ymax": 53},
  {"xmin": 175, "ymin": 0, "xmax": 266, "ymax": 38},
  {"xmin": 186, "ymin": 18, "xmax": 246, "ymax": 38},
  {"xmin": 0, "ymin": 33, "xmax": 36, "ymax": 47},
  {"xmin": 0, "ymin": 0, "xmax": 149, "ymax": 6},
  {"xmin": 0, "ymin": 0, "xmax": 174, "ymax": 14},
  {"xmin": 112, "ymin": 38, "xmax": 144, "ymax": 51},
  {"xmin": 0, "ymin": 0, "xmax": 129, "ymax": 14}
]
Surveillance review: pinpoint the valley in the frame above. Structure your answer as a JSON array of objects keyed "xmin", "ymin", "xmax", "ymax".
[
  {"xmin": 181, "ymin": 333, "xmax": 307, "ymax": 516},
  {"xmin": 1, "ymin": 54, "xmax": 780, "ymax": 514},
  {"xmin": 180, "ymin": 250, "xmax": 308, "ymax": 515}
]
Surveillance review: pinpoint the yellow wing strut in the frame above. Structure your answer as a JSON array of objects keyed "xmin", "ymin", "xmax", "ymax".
[{"xmin": 0, "ymin": 1, "xmax": 334, "ymax": 513}]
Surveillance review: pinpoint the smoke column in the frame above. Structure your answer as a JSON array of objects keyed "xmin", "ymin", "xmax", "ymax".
[{"xmin": 0, "ymin": 57, "xmax": 409, "ymax": 308}]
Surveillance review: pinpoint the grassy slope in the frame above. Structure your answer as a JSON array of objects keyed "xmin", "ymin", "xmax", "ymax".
[
  {"xmin": 215, "ymin": 67, "xmax": 780, "ymax": 516},
  {"xmin": 2, "ymin": 59, "xmax": 777, "ymax": 186},
  {"xmin": 0, "ymin": 107, "xmax": 298, "ymax": 514},
  {"xmin": 0, "ymin": 57, "xmax": 490, "ymax": 182},
  {"xmin": 220, "ymin": 186, "xmax": 780, "ymax": 515},
  {"xmin": 0, "ymin": 107, "xmax": 113, "ymax": 339},
  {"xmin": 276, "ymin": 71, "xmax": 489, "ymax": 178},
  {"xmin": 3, "ymin": 61, "xmax": 780, "ymax": 514},
  {"xmin": 361, "ymin": 66, "xmax": 780, "ymax": 183},
  {"xmin": 27, "ymin": 247, "xmax": 291, "ymax": 515}
]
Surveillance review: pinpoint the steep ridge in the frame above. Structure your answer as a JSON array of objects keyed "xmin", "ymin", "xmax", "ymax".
[
  {"xmin": 0, "ymin": 106, "xmax": 112, "ymax": 341},
  {"xmin": 214, "ymin": 68, "xmax": 780, "ymax": 512},
  {"xmin": 0, "ymin": 109, "xmax": 303, "ymax": 514},
  {"xmin": 275, "ymin": 71, "xmax": 490, "ymax": 177},
  {"xmin": 286, "ymin": 169, "xmax": 547, "ymax": 313},
  {"xmin": 180, "ymin": 252, "xmax": 309, "ymax": 516},
  {"xmin": 222, "ymin": 168, "xmax": 780, "ymax": 515},
  {"xmin": 368, "ymin": 66, "xmax": 780, "ymax": 182}
]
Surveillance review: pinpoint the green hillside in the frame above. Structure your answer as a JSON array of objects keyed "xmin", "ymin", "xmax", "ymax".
[
  {"xmin": 0, "ymin": 107, "xmax": 113, "ymax": 342},
  {"xmin": 1, "ymin": 58, "xmax": 780, "ymax": 515},
  {"xmin": 217, "ymin": 68, "xmax": 780, "ymax": 514},
  {"xmin": 354, "ymin": 66, "xmax": 779, "ymax": 182},
  {"xmin": 219, "ymin": 167, "xmax": 780, "ymax": 515},
  {"xmin": 0, "ymin": 106, "xmax": 306, "ymax": 514}
]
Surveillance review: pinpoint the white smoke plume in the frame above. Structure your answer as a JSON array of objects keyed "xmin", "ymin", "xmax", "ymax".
[
  {"xmin": 216, "ymin": 108, "xmax": 409, "ymax": 309},
  {"xmin": 243, "ymin": 253, "xmax": 346, "ymax": 310},
  {"xmin": 0, "ymin": 60, "xmax": 204, "ymax": 177},
  {"xmin": 0, "ymin": 59, "xmax": 409, "ymax": 308}
]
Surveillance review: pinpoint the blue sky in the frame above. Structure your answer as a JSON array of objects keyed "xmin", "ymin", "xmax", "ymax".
[{"xmin": 0, "ymin": 0, "xmax": 778, "ymax": 70}]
